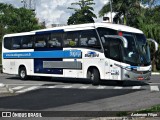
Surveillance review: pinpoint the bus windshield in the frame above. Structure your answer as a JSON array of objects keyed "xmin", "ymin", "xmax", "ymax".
[
  {"xmin": 98, "ymin": 28, "xmax": 151, "ymax": 66},
  {"xmin": 122, "ymin": 33, "xmax": 151, "ymax": 66}
]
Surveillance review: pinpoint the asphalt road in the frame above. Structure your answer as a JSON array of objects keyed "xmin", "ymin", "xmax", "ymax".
[{"xmin": 0, "ymin": 74, "xmax": 159, "ymax": 119}]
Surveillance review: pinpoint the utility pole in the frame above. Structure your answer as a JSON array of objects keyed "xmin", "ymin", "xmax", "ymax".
[
  {"xmin": 110, "ymin": 0, "xmax": 113, "ymax": 23},
  {"xmin": 21, "ymin": 0, "xmax": 35, "ymax": 11},
  {"xmin": 21, "ymin": 0, "xmax": 27, "ymax": 8}
]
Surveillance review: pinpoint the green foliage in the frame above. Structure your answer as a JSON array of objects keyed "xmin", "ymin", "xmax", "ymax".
[
  {"xmin": 67, "ymin": 0, "xmax": 97, "ymax": 25},
  {"xmin": 0, "ymin": 3, "xmax": 44, "ymax": 41},
  {"xmin": 136, "ymin": 6, "xmax": 160, "ymax": 71},
  {"xmin": 99, "ymin": 0, "xmax": 141, "ymax": 25}
]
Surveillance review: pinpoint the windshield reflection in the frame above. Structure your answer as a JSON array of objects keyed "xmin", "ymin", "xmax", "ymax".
[{"xmin": 123, "ymin": 33, "xmax": 151, "ymax": 66}]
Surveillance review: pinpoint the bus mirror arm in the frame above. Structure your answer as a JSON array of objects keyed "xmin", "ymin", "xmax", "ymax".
[
  {"xmin": 104, "ymin": 35, "xmax": 128, "ymax": 48},
  {"xmin": 147, "ymin": 38, "xmax": 159, "ymax": 51}
]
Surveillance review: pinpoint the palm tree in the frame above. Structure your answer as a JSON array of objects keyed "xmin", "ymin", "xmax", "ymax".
[
  {"xmin": 137, "ymin": 7, "xmax": 160, "ymax": 71},
  {"xmin": 67, "ymin": 0, "xmax": 97, "ymax": 24},
  {"xmin": 99, "ymin": 0, "xmax": 141, "ymax": 25},
  {"xmin": 67, "ymin": 0, "xmax": 97, "ymax": 25}
]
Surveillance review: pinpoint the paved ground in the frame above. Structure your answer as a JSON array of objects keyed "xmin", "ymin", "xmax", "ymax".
[{"xmin": 0, "ymin": 74, "xmax": 159, "ymax": 120}]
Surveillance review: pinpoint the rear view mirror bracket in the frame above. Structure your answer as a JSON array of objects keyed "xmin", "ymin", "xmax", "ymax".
[
  {"xmin": 147, "ymin": 38, "xmax": 159, "ymax": 51},
  {"xmin": 104, "ymin": 35, "xmax": 128, "ymax": 48}
]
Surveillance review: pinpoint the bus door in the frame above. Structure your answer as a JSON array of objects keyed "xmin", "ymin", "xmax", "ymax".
[{"xmin": 103, "ymin": 38, "xmax": 122, "ymax": 80}]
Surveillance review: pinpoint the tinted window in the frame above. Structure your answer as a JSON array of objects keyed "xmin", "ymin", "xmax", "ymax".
[
  {"xmin": 21, "ymin": 36, "xmax": 34, "ymax": 49},
  {"xmin": 4, "ymin": 37, "xmax": 12, "ymax": 50},
  {"xmin": 97, "ymin": 28, "xmax": 117, "ymax": 44},
  {"xmin": 63, "ymin": 32, "xmax": 79, "ymax": 47},
  {"xmin": 35, "ymin": 35, "xmax": 48, "ymax": 48},
  {"xmin": 80, "ymin": 30, "xmax": 101, "ymax": 49},
  {"xmin": 12, "ymin": 37, "xmax": 22, "ymax": 49},
  {"xmin": 49, "ymin": 33, "xmax": 62, "ymax": 47}
]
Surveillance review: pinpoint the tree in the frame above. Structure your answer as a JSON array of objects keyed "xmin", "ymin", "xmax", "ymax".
[
  {"xmin": 137, "ymin": 6, "xmax": 160, "ymax": 71},
  {"xmin": 99, "ymin": 0, "xmax": 141, "ymax": 25},
  {"xmin": 0, "ymin": 3, "xmax": 44, "ymax": 38},
  {"xmin": 67, "ymin": 0, "xmax": 97, "ymax": 25}
]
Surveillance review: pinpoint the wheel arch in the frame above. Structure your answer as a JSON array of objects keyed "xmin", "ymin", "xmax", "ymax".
[
  {"xmin": 18, "ymin": 65, "xmax": 27, "ymax": 73},
  {"xmin": 87, "ymin": 66, "xmax": 101, "ymax": 79}
]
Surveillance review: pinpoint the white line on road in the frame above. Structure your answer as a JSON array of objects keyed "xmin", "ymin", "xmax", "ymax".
[
  {"xmin": 62, "ymin": 86, "xmax": 73, "ymax": 88},
  {"xmin": 16, "ymin": 86, "xmax": 39, "ymax": 93},
  {"xmin": 0, "ymin": 83, "xmax": 5, "ymax": 87},
  {"xmin": 6, "ymin": 84, "xmax": 43, "ymax": 86},
  {"xmin": 12, "ymin": 86, "xmax": 25, "ymax": 90},
  {"xmin": 150, "ymin": 86, "xmax": 159, "ymax": 91},
  {"xmin": 148, "ymin": 83, "xmax": 160, "ymax": 85},
  {"xmin": 96, "ymin": 86, "xmax": 106, "ymax": 89},
  {"xmin": 132, "ymin": 86, "xmax": 141, "ymax": 89},
  {"xmin": 114, "ymin": 86, "xmax": 123, "ymax": 89},
  {"xmin": 80, "ymin": 86, "xmax": 89, "ymax": 89},
  {"xmin": 45, "ymin": 86, "xmax": 56, "ymax": 88}
]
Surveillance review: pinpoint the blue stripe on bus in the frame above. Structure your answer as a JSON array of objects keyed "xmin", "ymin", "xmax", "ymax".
[
  {"xmin": 36, "ymin": 29, "xmax": 64, "ymax": 35},
  {"xmin": 3, "ymin": 50, "xmax": 82, "ymax": 59}
]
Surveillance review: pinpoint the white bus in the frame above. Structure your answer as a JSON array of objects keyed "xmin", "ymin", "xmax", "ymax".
[{"xmin": 2, "ymin": 23, "xmax": 158, "ymax": 85}]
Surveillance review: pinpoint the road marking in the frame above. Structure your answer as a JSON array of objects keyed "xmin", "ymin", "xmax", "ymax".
[
  {"xmin": 16, "ymin": 86, "xmax": 39, "ymax": 93},
  {"xmin": 96, "ymin": 86, "xmax": 106, "ymax": 89},
  {"xmin": 132, "ymin": 86, "xmax": 141, "ymax": 89},
  {"xmin": 12, "ymin": 86, "xmax": 25, "ymax": 90},
  {"xmin": 6, "ymin": 84, "xmax": 42, "ymax": 86},
  {"xmin": 150, "ymin": 86, "xmax": 159, "ymax": 91},
  {"xmin": 62, "ymin": 85, "xmax": 72, "ymax": 88},
  {"xmin": 148, "ymin": 83, "xmax": 160, "ymax": 85},
  {"xmin": 0, "ymin": 83, "xmax": 5, "ymax": 87},
  {"xmin": 80, "ymin": 86, "xmax": 89, "ymax": 89},
  {"xmin": 114, "ymin": 86, "xmax": 123, "ymax": 89},
  {"xmin": 45, "ymin": 86, "xmax": 56, "ymax": 88}
]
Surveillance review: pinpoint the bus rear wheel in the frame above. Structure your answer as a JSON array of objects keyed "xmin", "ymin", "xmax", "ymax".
[
  {"xmin": 19, "ymin": 67, "xmax": 27, "ymax": 80},
  {"xmin": 87, "ymin": 68, "xmax": 100, "ymax": 85}
]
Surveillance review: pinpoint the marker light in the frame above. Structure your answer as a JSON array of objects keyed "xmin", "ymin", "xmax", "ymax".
[{"xmin": 118, "ymin": 31, "xmax": 123, "ymax": 36}]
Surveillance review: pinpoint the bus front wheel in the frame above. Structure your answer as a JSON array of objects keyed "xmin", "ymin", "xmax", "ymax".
[
  {"xmin": 87, "ymin": 68, "xmax": 100, "ymax": 85},
  {"xmin": 19, "ymin": 67, "xmax": 27, "ymax": 80}
]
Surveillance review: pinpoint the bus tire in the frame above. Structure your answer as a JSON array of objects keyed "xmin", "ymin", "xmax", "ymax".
[
  {"xmin": 19, "ymin": 67, "xmax": 28, "ymax": 80},
  {"xmin": 87, "ymin": 68, "xmax": 100, "ymax": 85}
]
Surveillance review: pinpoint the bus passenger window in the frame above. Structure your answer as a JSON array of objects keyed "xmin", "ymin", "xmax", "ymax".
[
  {"xmin": 80, "ymin": 30, "xmax": 101, "ymax": 49},
  {"xmin": 4, "ymin": 37, "xmax": 12, "ymax": 50},
  {"xmin": 49, "ymin": 33, "xmax": 62, "ymax": 47},
  {"xmin": 63, "ymin": 32, "xmax": 79, "ymax": 47},
  {"xmin": 21, "ymin": 36, "xmax": 33, "ymax": 49},
  {"xmin": 35, "ymin": 35, "xmax": 47, "ymax": 48},
  {"xmin": 12, "ymin": 37, "xmax": 21, "ymax": 49},
  {"xmin": 80, "ymin": 38, "xmax": 88, "ymax": 46}
]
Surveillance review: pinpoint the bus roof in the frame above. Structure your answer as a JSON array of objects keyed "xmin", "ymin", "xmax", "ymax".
[
  {"xmin": 4, "ymin": 23, "xmax": 143, "ymax": 37},
  {"xmin": 33, "ymin": 23, "xmax": 143, "ymax": 34},
  {"xmin": 4, "ymin": 32, "xmax": 35, "ymax": 38}
]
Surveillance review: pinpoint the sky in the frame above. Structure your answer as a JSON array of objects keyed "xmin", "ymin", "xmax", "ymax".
[{"xmin": 0, "ymin": 0, "xmax": 108, "ymax": 26}]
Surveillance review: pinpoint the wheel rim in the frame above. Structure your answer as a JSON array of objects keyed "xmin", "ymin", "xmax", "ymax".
[
  {"xmin": 20, "ymin": 70, "xmax": 26, "ymax": 78},
  {"xmin": 91, "ymin": 73, "xmax": 94, "ymax": 80}
]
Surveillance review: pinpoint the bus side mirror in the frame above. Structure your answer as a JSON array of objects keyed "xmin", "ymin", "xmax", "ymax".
[
  {"xmin": 104, "ymin": 35, "xmax": 128, "ymax": 48},
  {"xmin": 147, "ymin": 38, "xmax": 159, "ymax": 51}
]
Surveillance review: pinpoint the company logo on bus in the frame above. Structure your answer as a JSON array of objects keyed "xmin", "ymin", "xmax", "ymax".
[{"xmin": 85, "ymin": 51, "xmax": 99, "ymax": 57}]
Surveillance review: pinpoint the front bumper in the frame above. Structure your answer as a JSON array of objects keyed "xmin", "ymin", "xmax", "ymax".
[{"xmin": 122, "ymin": 69, "xmax": 151, "ymax": 81}]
